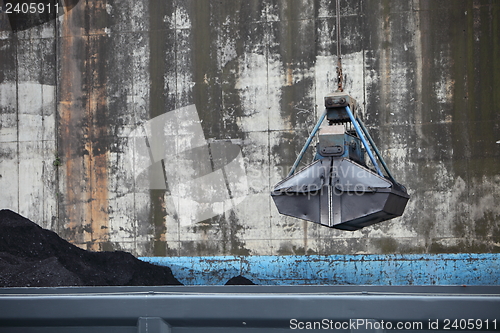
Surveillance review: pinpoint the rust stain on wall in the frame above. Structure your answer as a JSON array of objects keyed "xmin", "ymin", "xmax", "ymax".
[
  {"xmin": 59, "ymin": 2, "xmax": 87, "ymax": 246},
  {"xmin": 59, "ymin": 0, "xmax": 109, "ymax": 250},
  {"xmin": 86, "ymin": 0, "xmax": 110, "ymax": 251}
]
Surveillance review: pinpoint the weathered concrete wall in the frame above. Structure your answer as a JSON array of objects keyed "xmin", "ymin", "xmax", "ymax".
[{"xmin": 0, "ymin": 0, "xmax": 499, "ymax": 257}]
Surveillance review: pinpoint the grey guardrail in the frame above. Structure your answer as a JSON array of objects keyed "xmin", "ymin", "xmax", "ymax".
[{"xmin": 0, "ymin": 285, "xmax": 499, "ymax": 332}]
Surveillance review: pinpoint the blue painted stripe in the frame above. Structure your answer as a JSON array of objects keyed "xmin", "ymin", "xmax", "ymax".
[{"xmin": 140, "ymin": 253, "xmax": 500, "ymax": 286}]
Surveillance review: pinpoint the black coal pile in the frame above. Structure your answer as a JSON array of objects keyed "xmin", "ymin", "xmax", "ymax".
[
  {"xmin": 225, "ymin": 275, "xmax": 256, "ymax": 285},
  {"xmin": 0, "ymin": 209, "xmax": 182, "ymax": 287}
]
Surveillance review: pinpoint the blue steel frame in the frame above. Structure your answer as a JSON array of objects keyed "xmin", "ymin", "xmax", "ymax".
[
  {"xmin": 356, "ymin": 116, "xmax": 397, "ymax": 184},
  {"xmin": 287, "ymin": 106, "xmax": 386, "ymax": 178},
  {"xmin": 344, "ymin": 106, "xmax": 384, "ymax": 177},
  {"xmin": 142, "ymin": 253, "xmax": 500, "ymax": 286},
  {"xmin": 287, "ymin": 109, "xmax": 327, "ymax": 177}
]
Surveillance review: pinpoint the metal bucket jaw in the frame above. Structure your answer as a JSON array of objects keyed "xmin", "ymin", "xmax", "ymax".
[{"xmin": 271, "ymin": 158, "xmax": 409, "ymax": 231}]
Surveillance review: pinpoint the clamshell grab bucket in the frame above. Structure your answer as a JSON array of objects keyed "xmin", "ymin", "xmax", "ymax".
[
  {"xmin": 272, "ymin": 158, "xmax": 409, "ymax": 230},
  {"xmin": 271, "ymin": 92, "xmax": 409, "ymax": 231}
]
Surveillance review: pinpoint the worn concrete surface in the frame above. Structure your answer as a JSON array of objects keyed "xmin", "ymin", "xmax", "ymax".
[{"xmin": 0, "ymin": 0, "xmax": 499, "ymax": 256}]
